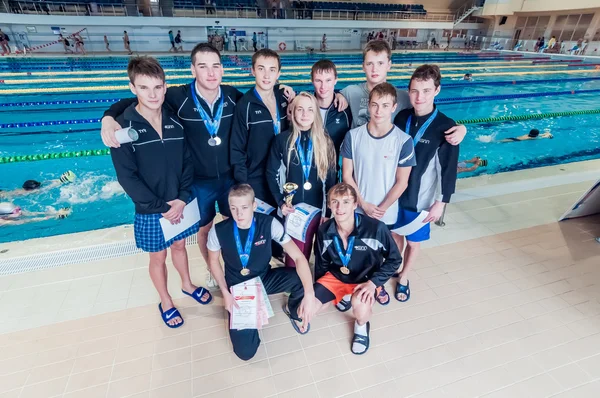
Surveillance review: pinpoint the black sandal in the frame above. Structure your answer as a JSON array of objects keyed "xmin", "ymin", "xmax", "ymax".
[
  {"xmin": 336, "ymin": 297, "xmax": 352, "ymax": 312},
  {"xmin": 351, "ymin": 322, "xmax": 370, "ymax": 355},
  {"xmin": 395, "ymin": 280, "xmax": 411, "ymax": 302}
]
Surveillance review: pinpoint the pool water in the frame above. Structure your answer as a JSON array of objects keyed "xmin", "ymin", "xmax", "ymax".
[{"xmin": 1, "ymin": 52, "xmax": 600, "ymax": 243}]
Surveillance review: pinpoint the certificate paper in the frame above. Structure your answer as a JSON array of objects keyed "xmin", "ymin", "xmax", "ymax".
[
  {"xmin": 391, "ymin": 210, "xmax": 429, "ymax": 236},
  {"xmin": 230, "ymin": 277, "xmax": 274, "ymax": 330},
  {"xmin": 285, "ymin": 202, "xmax": 321, "ymax": 242},
  {"xmin": 159, "ymin": 198, "xmax": 201, "ymax": 242},
  {"xmin": 230, "ymin": 281, "xmax": 259, "ymax": 330},
  {"xmin": 255, "ymin": 198, "xmax": 275, "ymax": 215}
]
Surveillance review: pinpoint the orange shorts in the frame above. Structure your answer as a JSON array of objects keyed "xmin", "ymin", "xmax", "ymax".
[{"xmin": 315, "ymin": 272, "xmax": 382, "ymax": 305}]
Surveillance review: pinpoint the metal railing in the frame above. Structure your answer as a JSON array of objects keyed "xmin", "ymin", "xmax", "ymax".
[
  {"xmin": 1, "ymin": 1, "xmax": 475, "ymax": 22},
  {"xmin": 453, "ymin": 0, "xmax": 485, "ymax": 23},
  {"xmin": 172, "ymin": 6, "xmax": 457, "ymax": 22},
  {"xmin": 5, "ymin": 1, "xmax": 129, "ymax": 16}
]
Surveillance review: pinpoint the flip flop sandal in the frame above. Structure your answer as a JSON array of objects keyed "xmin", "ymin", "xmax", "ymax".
[
  {"xmin": 158, "ymin": 303, "xmax": 184, "ymax": 329},
  {"xmin": 376, "ymin": 286, "xmax": 390, "ymax": 306},
  {"xmin": 182, "ymin": 286, "xmax": 213, "ymax": 305},
  {"xmin": 395, "ymin": 280, "xmax": 411, "ymax": 302},
  {"xmin": 351, "ymin": 321, "xmax": 370, "ymax": 355},
  {"xmin": 283, "ymin": 305, "xmax": 310, "ymax": 335},
  {"xmin": 336, "ymin": 297, "xmax": 352, "ymax": 312}
]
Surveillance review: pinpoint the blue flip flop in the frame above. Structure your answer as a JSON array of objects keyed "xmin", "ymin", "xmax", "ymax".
[
  {"xmin": 376, "ymin": 286, "xmax": 391, "ymax": 306},
  {"xmin": 395, "ymin": 280, "xmax": 411, "ymax": 302},
  {"xmin": 283, "ymin": 305, "xmax": 310, "ymax": 335},
  {"xmin": 182, "ymin": 286, "xmax": 213, "ymax": 305},
  {"xmin": 158, "ymin": 303, "xmax": 184, "ymax": 329},
  {"xmin": 351, "ymin": 321, "xmax": 370, "ymax": 355}
]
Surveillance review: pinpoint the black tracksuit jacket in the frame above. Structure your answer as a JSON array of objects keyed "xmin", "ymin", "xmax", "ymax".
[
  {"xmin": 315, "ymin": 214, "xmax": 402, "ymax": 287},
  {"xmin": 110, "ymin": 104, "xmax": 193, "ymax": 214},
  {"xmin": 229, "ymin": 85, "xmax": 290, "ymax": 185},
  {"xmin": 104, "ymin": 83, "xmax": 243, "ymax": 181}
]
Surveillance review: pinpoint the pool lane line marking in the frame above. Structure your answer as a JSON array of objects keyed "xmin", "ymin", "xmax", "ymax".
[
  {"xmin": 0, "ymin": 60, "xmax": 544, "ymax": 78},
  {"xmin": 2, "ymin": 68, "xmax": 599, "ymax": 94},
  {"xmin": 1, "ymin": 64, "xmax": 585, "ymax": 85}
]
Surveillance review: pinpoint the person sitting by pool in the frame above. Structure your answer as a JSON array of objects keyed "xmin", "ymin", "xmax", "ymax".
[
  {"xmin": 463, "ymin": 73, "xmax": 473, "ymax": 81},
  {"xmin": 0, "ymin": 202, "xmax": 72, "ymax": 226},
  {"xmin": 457, "ymin": 156, "xmax": 487, "ymax": 173},
  {"xmin": 0, "ymin": 171, "xmax": 76, "ymax": 199},
  {"xmin": 499, "ymin": 129, "xmax": 553, "ymax": 143}
]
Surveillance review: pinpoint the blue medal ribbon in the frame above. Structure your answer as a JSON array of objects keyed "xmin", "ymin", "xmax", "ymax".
[
  {"xmin": 191, "ymin": 81, "xmax": 224, "ymax": 139},
  {"xmin": 406, "ymin": 108, "xmax": 439, "ymax": 146},
  {"xmin": 296, "ymin": 136, "xmax": 313, "ymax": 184},
  {"xmin": 233, "ymin": 218, "xmax": 256, "ymax": 270},
  {"xmin": 254, "ymin": 88, "xmax": 280, "ymax": 135},
  {"xmin": 333, "ymin": 214, "xmax": 359, "ymax": 269}
]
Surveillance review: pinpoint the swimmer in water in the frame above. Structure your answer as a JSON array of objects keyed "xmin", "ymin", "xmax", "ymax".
[
  {"xmin": 463, "ymin": 73, "xmax": 473, "ymax": 81},
  {"xmin": 499, "ymin": 129, "xmax": 553, "ymax": 143},
  {"xmin": 0, "ymin": 202, "xmax": 72, "ymax": 226},
  {"xmin": 0, "ymin": 170, "xmax": 76, "ymax": 199},
  {"xmin": 458, "ymin": 157, "xmax": 487, "ymax": 173}
]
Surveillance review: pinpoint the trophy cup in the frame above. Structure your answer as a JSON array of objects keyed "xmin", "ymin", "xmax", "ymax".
[{"xmin": 283, "ymin": 182, "xmax": 298, "ymax": 207}]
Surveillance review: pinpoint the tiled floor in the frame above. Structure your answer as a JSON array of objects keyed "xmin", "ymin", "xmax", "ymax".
[
  {"xmin": 0, "ymin": 161, "xmax": 599, "ymax": 397},
  {"xmin": 0, "ymin": 217, "xmax": 599, "ymax": 397}
]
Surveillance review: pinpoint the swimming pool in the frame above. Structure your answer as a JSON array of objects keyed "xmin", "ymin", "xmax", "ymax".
[{"xmin": 1, "ymin": 51, "xmax": 600, "ymax": 243}]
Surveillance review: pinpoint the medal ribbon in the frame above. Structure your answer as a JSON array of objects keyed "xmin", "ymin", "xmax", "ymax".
[
  {"xmin": 406, "ymin": 108, "xmax": 439, "ymax": 146},
  {"xmin": 233, "ymin": 218, "xmax": 256, "ymax": 270},
  {"xmin": 296, "ymin": 136, "xmax": 313, "ymax": 185},
  {"xmin": 254, "ymin": 88, "xmax": 280, "ymax": 135},
  {"xmin": 333, "ymin": 214, "xmax": 359, "ymax": 268},
  {"xmin": 191, "ymin": 81, "xmax": 224, "ymax": 139}
]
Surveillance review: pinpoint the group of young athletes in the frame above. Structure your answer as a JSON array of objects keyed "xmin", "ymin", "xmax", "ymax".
[{"xmin": 101, "ymin": 39, "xmax": 467, "ymax": 358}]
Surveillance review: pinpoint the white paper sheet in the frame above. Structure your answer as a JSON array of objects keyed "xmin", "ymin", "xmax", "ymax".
[
  {"xmin": 391, "ymin": 210, "xmax": 429, "ymax": 236},
  {"xmin": 285, "ymin": 202, "xmax": 321, "ymax": 242},
  {"xmin": 255, "ymin": 198, "xmax": 275, "ymax": 215},
  {"xmin": 258, "ymin": 279, "xmax": 274, "ymax": 319},
  {"xmin": 230, "ymin": 277, "xmax": 273, "ymax": 330},
  {"xmin": 159, "ymin": 198, "xmax": 201, "ymax": 242},
  {"xmin": 230, "ymin": 282, "xmax": 259, "ymax": 330}
]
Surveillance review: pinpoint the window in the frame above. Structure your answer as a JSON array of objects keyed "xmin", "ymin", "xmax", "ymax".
[{"xmin": 560, "ymin": 30, "xmax": 574, "ymax": 41}]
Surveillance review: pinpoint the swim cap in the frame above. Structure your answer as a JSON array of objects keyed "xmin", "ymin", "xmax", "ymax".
[
  {"xmin": 57, "ymin": 207, "xmax": 72, "ymax": 219},
  {"xmin": 60, "ymin": 170, "xmax": 76, "ymax": 184},
  {"xmin": 0, "ymin": 202, "xmax": 17, "ymax": 215},
  {"xmin": 528, "ymin": 129, "xmax": 540, "ymax": 138},
  {"xmin": 22, "ymin": 180, "xmax": 41, "ymax": 190}
]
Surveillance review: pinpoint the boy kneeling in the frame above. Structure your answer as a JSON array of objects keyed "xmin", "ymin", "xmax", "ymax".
[
  {"xmin": 110, "ymin": 57, "xmax": 211, "ymax": 329},
  {"xmin": 313, "ymin": 183, "xmax": 401, "ymax": 354},
  {"xmin": 207, "ymin": 184, "xmax": 316, "ymax": 360}
]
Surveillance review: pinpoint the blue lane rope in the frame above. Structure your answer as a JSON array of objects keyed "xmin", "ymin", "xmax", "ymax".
[
  {"xmin": 0, "ymin": 55, "xmax": 527, "ymax": 72},
  {"xmin": 436, "ymin": 88, "xmax": 600, "ymax": 104},
  {"xmin": 0, "ymin": 99, "xmax": 119, "ymax": 107},
  {"xmin": 443, "ymin": 76, "xmax": 600, "ymax": 88},
  {"xmin": 1, "ymin": 118, "xmax": 101, "ymax": 129},
  {"xmin": 3, "ymin": 86, "xmax": 600, "ymax": 116}
]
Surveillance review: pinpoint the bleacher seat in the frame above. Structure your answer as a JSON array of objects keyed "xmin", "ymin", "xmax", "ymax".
[
  {"xmin": 173, "ymin": 0, "xmax": 254, "ymax": 8},
  {"xmin": 310, "ymin": 2, "xmax": 426, "ymax": 14},
  {"xmin": 40, "ymin": 0, "xmax": 124, "ymax": 4}
]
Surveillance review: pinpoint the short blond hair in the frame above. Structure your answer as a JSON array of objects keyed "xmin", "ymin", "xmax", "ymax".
[
  {"xmin": 327, "ymin": 183, "xmax": 358, "ymax": 205},
  {"xmin": 228, "ymin": 184, "xmax": 255, "ymax": 201}
]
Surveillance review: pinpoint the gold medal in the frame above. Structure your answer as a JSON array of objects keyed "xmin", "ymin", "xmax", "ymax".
[
  {"xmin": 340, "ymin": 267, "xmax": 350, "ymax": 275},
  {"xmin": 240, "ymin": 268, "xmax": 250, "ymax": 276}
]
